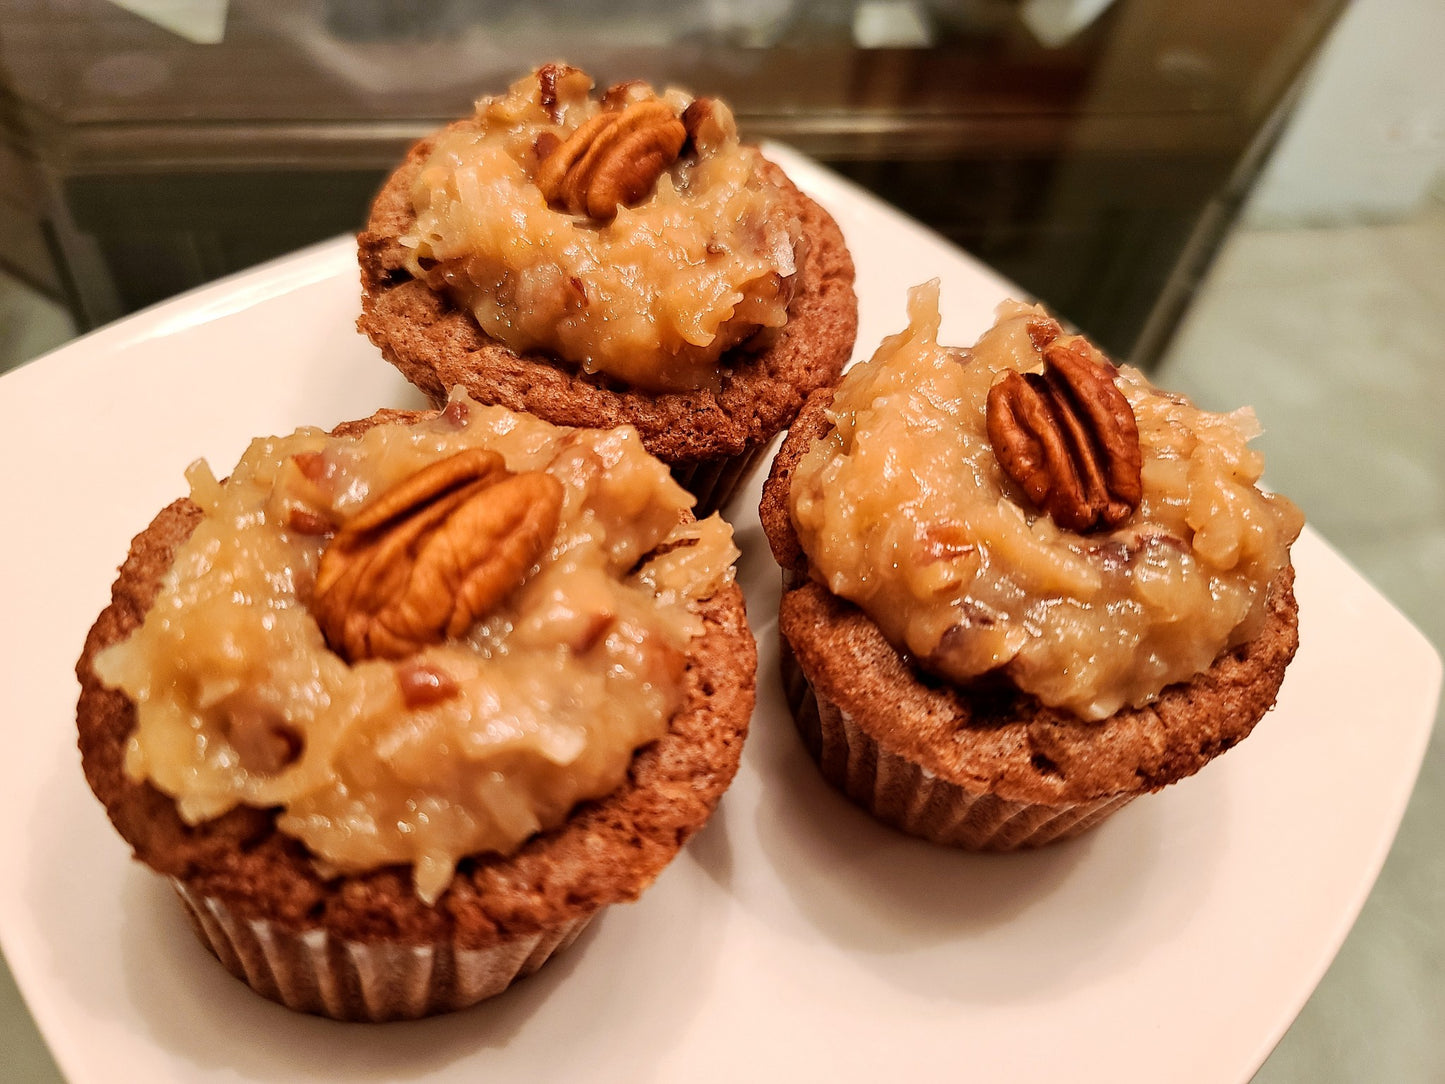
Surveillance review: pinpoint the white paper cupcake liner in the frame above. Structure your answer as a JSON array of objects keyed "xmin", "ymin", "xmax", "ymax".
[{"xmin": 171, "ymin": 880, "xmax": 595, "ymax": 1022}]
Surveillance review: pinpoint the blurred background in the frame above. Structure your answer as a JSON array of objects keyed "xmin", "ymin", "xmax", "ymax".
[
  {"xmin": 0, "ymin": 0, "xmax": 1357, "ymax": 365},
  {"xmin": 2, "ymin": 0, "xmax": 1442, "ymax": 1080}
]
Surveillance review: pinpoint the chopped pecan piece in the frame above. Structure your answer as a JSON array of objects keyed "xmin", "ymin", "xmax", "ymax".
[
  {"xmin": 986, "ymin": 335, "xmax": 1143, "ymax": 533},
  {"xmin": 600, "ymin": 79, "xmax": 649, "ymax": 110},
  {"xmin": 286, "ymin": 508, "xmax": 336, "ymax": 536},
  {"xmin": 395, "ymin": 660, "xmax": 461, "ymax": 709},
  {"xmin": 1026, "ymin": 315, "xmax": 1064, "ymax": 352},
  {"xmin": 220, "ymin": 694, "xmax": 303, "ymax": 774},
  {"xmin": 312, "ymin": 449, "xmax": 564, "ymax": 662},
  {"xmin": 536, "ymin": 62, "xmax": 576, "ymax": 121},
  {"xmin": 919, "ymin": 523, "xmax": 977, "ymax": 564},
  {"xmin": 680, "ymin": 96, "xmax": 735, "ymax": 154},
  {"xmin": 438, "ymin": 395, "xmax": 470, "ymax": 428},
  {"xmin": 272, "ymin": 451, "xmax": 340, "ymax": 537},
  {"xmin": 535, "ymin": 99, "xmax": 687, "ymax": 221},
  {"xmin": 532, "ymin": 130, "xmax": 562, "ymax": 163}
]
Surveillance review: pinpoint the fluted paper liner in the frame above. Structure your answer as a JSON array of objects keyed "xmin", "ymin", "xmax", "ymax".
[
  {"xmin": 172, "ymin": 881, "xmax": 595, "ymax": 1021},
  {"xmin": 671, "ymin": 443, "xmax": 771, "ymax": 516},
  {"xmin": 780, "ymin": 640, "xmax": 1136, "ymax": 848}
]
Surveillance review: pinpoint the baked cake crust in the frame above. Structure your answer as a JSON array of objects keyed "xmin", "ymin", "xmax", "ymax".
[
  {"xmin": 762, "ymin": 388, "xmax": 1300, "ymax": 809},
  {"xmin": 77, "ymin": 410, "xmax": 757, "ymax": 949},
  {"xmin": 357, "ymin": 124, "xmax": 858, "ymax": 468}
]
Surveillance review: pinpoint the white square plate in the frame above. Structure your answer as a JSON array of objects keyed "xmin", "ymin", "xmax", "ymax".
[{"xmin": 0, "ymin": 147, "xmax": 1438, "ymax": 1083}]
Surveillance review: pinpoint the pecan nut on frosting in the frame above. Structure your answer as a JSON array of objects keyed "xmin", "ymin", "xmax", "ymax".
[
  {"xmin": 312, "ymin": 449, "xmax": 563, "ymax": 662},
  {"xmin": 986, "ymin": 335, "xmax": 1143, "ymax": 533},
  {"xmin": 534, "ymin": 99, "xmax": 688, "ymax": 221}
]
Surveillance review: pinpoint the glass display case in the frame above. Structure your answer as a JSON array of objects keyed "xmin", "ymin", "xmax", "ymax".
[{"xmin": 2, "ymin": 0, "xmax": 1342, "ymax": 364}]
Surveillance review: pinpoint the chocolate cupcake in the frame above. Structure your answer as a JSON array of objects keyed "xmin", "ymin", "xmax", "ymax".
[
  {"xmin": 358, "ymin": 63, "xmax": 857, "ymax": 512},
  {"xmin": 77, "ymin": 393, "xmax": 755, "ymax": 1020},
  {"xmin": 760, "ymin": 283, "xmax": 1303, "ymax": 848}
]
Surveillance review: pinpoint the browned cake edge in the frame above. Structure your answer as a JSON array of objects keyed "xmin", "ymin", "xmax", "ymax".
[
  {"xmin": 76, "ymin": 410, "xmax": 758, "ymax": 951},
  {"xmin": 761, "ymin": 388, "xmax": 1300, "ymax": 808},
  {"xmin": 356, "ymin": 126, "xmax": 858, "ymax": 467}
]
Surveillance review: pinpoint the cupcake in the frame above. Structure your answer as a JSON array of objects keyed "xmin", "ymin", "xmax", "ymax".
[
  {"xmin": 76, "ymin": 391, "xmax": 755, "ymax": 1020},
  {"xmin": 759, "ymin": 282, "xmax": 1303, "ymax": 848},
  {"xmin": 358, "ymin": 63, "xmax": 858, "ymax": 512}
]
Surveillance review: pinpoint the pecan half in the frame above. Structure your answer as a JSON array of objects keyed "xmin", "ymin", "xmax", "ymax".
[
  {"xmin": 535, "ymin": 99, "xmax": 687, "ymax": 221},
  {"xmin": 312, "ymin": 449, "xmax": 564, "ymax": 662},
  {"xmin": 986, "ymin": 336, "xmax": 1143, "ymax": 533}
]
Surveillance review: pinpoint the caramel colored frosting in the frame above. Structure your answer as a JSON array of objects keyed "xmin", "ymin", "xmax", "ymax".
[
  {"xmin": 402, "ymin": 64, "xmax": 800, "ymax": 393},
  {"xmin": 789, "ymin": 282, "xmax": 1303, "ymax": 720},
  {"xmin": 93, "ymin": 391, "xmax": 739, "ymax": 902}
]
